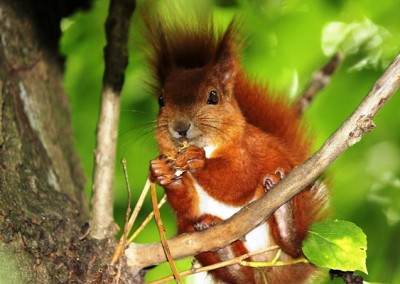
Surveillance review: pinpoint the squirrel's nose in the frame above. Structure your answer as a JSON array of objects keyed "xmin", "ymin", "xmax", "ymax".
[{"xmin": 173, "ymin": 121, "xmax": 191, "ymax": 137}]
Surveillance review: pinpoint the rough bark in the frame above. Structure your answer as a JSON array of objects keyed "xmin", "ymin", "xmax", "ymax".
[{"xmin": 0, "ymin": 1, "xmax": 130, "ymax": 283}]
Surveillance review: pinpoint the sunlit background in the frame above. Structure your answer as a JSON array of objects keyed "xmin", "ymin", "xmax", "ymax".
[{"xmin": 60, "ymin": 0, "xmax": 400, "ymax": 283}]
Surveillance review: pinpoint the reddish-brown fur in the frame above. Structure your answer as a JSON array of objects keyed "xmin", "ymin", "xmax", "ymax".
[{"xmin": 144, "ymin": 6, "xmax": 327, "ymax": 284}]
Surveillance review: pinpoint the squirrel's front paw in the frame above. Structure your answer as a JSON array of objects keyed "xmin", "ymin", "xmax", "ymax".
[
  {"xmin": 175, "ymin": 146, "xmax": 206, "ymax": 172},
  {"xmin": 150, "ymin": 156, "xmax": 183, "ymax": 188},
  {"xmin": 263, "ymin": 167, "xmax": 286, "ymax": 191},
  {"xmin": 192, "ymin": 214, "xmax": 222, "ymax": 231}
]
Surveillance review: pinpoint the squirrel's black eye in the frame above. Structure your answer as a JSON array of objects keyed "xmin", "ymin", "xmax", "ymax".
[
  {"xmin": 158, "ymin": 95, "xmax": 165, "ymax": 107},
  {"xmin": 207, "ymin": 90, "xmax": 219, "ymax": 105}
]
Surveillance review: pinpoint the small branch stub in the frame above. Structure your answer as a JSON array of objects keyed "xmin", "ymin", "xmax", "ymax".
[{"xmin": 347, "ymin": 115, "xmax": 376, "ymax": 147}]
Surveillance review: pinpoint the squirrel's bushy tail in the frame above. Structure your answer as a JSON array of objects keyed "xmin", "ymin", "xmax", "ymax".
[{"xmin": 234, "ymin": 74, "xmax": 310, "ymax": 163}]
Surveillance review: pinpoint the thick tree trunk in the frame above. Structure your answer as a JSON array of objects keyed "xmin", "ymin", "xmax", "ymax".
[{"xmin": 0, "ymin": 1, "xmax": 137, "ymax": 283}]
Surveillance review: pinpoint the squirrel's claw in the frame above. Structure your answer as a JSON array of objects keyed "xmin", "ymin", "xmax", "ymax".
[
  {"xmin": 150, "ymin": 157, "xmax": 183, "ymax": 187},
  {"xmin": 263, "ymin": 167, "xmax": 286, "ymax": 192}
]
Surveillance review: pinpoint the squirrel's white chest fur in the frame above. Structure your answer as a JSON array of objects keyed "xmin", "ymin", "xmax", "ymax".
[{"xmin": 192, "ymin": 178, "xmax": 270, "ymax": 254}]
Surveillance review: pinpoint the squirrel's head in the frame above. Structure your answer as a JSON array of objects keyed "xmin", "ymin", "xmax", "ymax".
[{"xmin": 144, "ymin": 9, "xmax": 246, "ymax": 156}]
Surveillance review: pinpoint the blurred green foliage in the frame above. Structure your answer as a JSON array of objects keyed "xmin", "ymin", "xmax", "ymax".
[{"xmin": 60, "ymin": 0, "xmax": 400, "ymax": 283}]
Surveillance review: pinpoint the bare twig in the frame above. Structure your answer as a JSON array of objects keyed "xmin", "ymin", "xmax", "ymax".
[
  {"xmin": 113, "ymin": 160, "xmax": 133, "ymax": 283},
  {"xmin": 126, "ymin": 177, "xmax": 151, "ymax": 234},
  {"xmin": 240, "ymin": 257, "xmax": 309, "ymax": 268},
  {"xmin": 90, "ymin": 0, "xmax": 136, "ymax": 239},
  {"xmin": 295, "ymin": 52, "xmax": 344, "ymax": 115},
  {"xmin": 110, "ymin": 159, "xmax": 132, "ymax": 266},
  {"xmin": 150, "ymin": 246, "xmax": 280, "ymax": 284},
  {"xmin": 128, "ymin": 194, "xmax": 167, "ymax": 243},
  {"xmin": 150, "ymin": 182, "xmax": 182, "ymax": 283},
  {"xmin": 110, "ymin": 165, "xmax": 152, "ymax": 283},
  {"xmin": 125, "ymin": 53, "xmax": 400, "ymax": 271}
]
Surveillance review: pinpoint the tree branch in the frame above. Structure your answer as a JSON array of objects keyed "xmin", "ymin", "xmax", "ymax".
[
  {"xmin": 125, "ymin": 53, "xmax": 400, "ymax": 272},
  {"xmin": 90, "ymin": 0, "xmax": 136, "ymax": 239},
  {"xmin": 294, "ymin": 52, "xmax": 344, "ymax": 115}
]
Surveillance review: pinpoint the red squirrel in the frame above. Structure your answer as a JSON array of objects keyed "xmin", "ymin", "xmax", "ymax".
[{"xmin": 145, "ymin": 8, "xmax": 327, "ymax": 284}]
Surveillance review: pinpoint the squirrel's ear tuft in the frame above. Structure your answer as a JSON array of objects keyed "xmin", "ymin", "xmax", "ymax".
[
  {"xmin": 214, "ymin": 20, "xmax": 240, "ymax": 85},
  {"xmin": 142, "ymin": 1, "xmax": 218, "ymax": 89}
]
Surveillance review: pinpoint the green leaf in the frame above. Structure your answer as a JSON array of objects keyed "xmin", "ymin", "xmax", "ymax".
[{"xmin": 303, "ymin": 220, "xmax": 368, "ymax": 274}]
